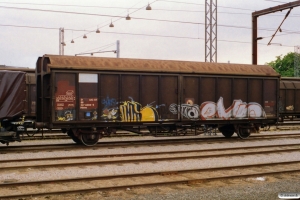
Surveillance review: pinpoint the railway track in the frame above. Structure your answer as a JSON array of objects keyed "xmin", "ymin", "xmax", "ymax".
[
  {"xmin": 1, "ymin": 161, "xmax": 299, "ymax": 199},
  {"xmin": 1, "ymin": 132, "xmax": 300, "ymax": 153},
  {"xmin": 18, "ymin": 123, "xmax": 300, "ymax": 141},
  {"xmin": 20, "ymin": 132, "xmax": 141, "ymax": 140},
  {"xmin": 1, "ymin": 143, "xmax": 300, "ymax": 170},
  {"xmin": 1, "ymin": 137, "xmax": 299, "ymax": 199}
]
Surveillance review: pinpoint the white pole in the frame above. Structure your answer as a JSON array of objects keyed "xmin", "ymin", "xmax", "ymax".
[
  {"xmin": 59, "ymin": 28, "xmax": 61, "ymax": 55},
  {"xmin": 116, "ymin": 40, "xmax": 120, "ymax": 58}
]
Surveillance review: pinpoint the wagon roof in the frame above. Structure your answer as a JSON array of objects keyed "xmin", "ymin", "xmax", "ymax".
[
  {"xmin": 42, "ymin": 55, "xmax": 279, "ymax": 77},
  {"xmin": 0, "ymin": 66, "xmax": 35, "ymax": 73},
  {"xmin": 281, "ymin": 77, "xmax": 300, "ymax": 80}
]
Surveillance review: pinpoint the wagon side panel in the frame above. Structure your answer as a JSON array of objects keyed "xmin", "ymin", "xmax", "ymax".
[
  {"xmin": 181, "ymin": 76, "xmax": 200, "ymax": 121},
  {"xmin": 160, "ymin": 75, "xmax": 179, "ymax": 120},
  {"xmin": 0, "ymin": 71, "xmax": 26, "ymax": 120},
  {"xmin": 263, "ymin": 79, "xmax": 277, "ymax": 118},
  {"xmin": 140, "ymin": 75, "xmax": 161, "ymax": 121},
  {"xmin": 99, "ymin": 74, "xmax": 119, "ymax": 122}
]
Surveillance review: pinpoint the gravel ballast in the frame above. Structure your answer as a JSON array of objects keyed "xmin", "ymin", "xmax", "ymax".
[{"xmin": 0, "ymin": 130, "xmax": 300, "ymax": 199}]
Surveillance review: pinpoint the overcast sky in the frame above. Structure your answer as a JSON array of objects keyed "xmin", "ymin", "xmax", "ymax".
[{"xmin": 0, "ymin": 0, "xmax": 299, "ymax": 68}]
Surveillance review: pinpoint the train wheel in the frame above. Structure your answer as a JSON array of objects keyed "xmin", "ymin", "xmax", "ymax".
[
  {"xmin": 67, "ymin": 130, "xmax": 82, "ymax": 144},
  {"xmin": 80, "ymin": 133, "xmax": 100, "ymax": 146},
  {"xmin": 218, "ymin": 125, "xmax": 234, "ymax": 138},
  {"xmin": 61, "ymin": 128, "xmax": 67, "ymax": 133},
  {"xmin": 221, "ymin": 130, "xmax": 234, "ymax": 138},
  {"xmin": 236, "ymin": 126, "xmax": 251, "ymax": 139}
]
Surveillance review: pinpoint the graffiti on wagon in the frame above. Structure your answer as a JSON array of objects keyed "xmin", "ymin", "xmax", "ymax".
[
  {"xmin": 101, "ymin": 96, "xmax": 118, "ymax": 120},
  {"xmin": 169, "ymin": 97, "xmax": 266, "ymax": 120},
  {"xmin": 169, "ymin": 98, "xmax": 200, "ymax": 120},
  {"xmin": 119, "ymin": 97, "xmax": 164, "ymax": 122}
]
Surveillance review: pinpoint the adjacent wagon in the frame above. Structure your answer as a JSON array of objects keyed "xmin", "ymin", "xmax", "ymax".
[
  {"xmin": 279, "ymin": 77, "xmax": 300, "ymax": 121},
  {"xmin": 0, "ymin": 67, "xmax": 36, "ymax": 145}
]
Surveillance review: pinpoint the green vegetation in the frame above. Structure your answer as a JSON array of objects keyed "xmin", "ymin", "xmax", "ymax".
[{"xmin": 266, "ymin": 52, "xmax": 299, "ymax": 77}]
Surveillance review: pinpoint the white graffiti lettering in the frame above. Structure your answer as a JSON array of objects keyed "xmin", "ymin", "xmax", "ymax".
[
  {"xmin": 169, "ymin": 103, "xmax": 179, "ymax": 115},
  {"xmin": 170, "ymin": 97, "xmax": 266, "ymax": 120},
  {"xmin": 169, "ymin": 104, "xmax": 200, "ymax": 120},
  {"xmin": 200, "ymin": 101, "xmax": 217, "ymax": 120},
  {"xmin": 180, "ymin": 104, "xmax": 200, "ymax": 120}
]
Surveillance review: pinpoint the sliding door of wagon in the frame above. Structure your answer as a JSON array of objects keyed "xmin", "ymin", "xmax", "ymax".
[
  {"xmin": 99, "ymin": 74, "xmax": 119, "ymax": 122},
  {"xmin": 140, "ymin": 75, "xmax": 160, "ymax": 121},
  {"xmin": 120, "ymin": 74, "xmax": 140, "ymax": 122},
  {"xmin": 263, "ymin": 79, "xmax": 277, "ymax": 117},
  {"xmin": 54, "ymin": 73, "xmax": 76, "ymax": 122},
  {"xmin": 279, "ymin": 81, "xmax": 286, "ymax": 113},
  {"xmin": 181, "ymin": 76, "xmax": 200, "ymax": 121},
  {"xmin": 78, "ymin": 74, "xmax": 98, "ymax": 121},
  {"xmin": 160, "ymin": 75, "xmax": 179, "ymax": 120},
  {"xmin": 293, "ymin": 81, "xmax": 300, "ymax": 113}
]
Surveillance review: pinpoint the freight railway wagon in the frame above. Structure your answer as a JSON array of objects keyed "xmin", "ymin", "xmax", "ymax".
[
  {"xmin": 279, "ymin": 77, "xmax": 300, "ymax": 121},
  {"xmin": 0, "ymin": 67, "xmax": 36, "ymax": 145},
  {"xmin": 35, "ymin": 55, "xmax": 280, "ymax": 146}
]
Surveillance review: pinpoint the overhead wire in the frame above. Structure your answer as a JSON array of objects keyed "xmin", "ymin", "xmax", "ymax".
[
  {"xmin": 0, "ymin": 0, "xmax": 300, "ymax": 19},
  {"xmin": 1, "ymin": 22, "xmax": 295, "ymax": 47},
  {"xmin": 0, "ymin": 3, "xmax": 299, "ymax": 30},
  {"xmin": 79, "ymin": 42, "xmax": 116, "ymax": 54},
  {"xmin": 0, "ymin": 5, "xmax": 299, "ymax": 33},
  {"xmin": 71, "ymin": 0, "xmax": 157, "ymax": 46},
  {"xmin": 0, "ymin": 1, "xmax": 143, "ymax": 9},
  {"xmin": 88, "ymin": 0, "xmax": 147, "ymax": 35},
  {"xmin": 2, "ymin": 20, "xmax": 300, "ymax": 35},
  {"xmin": 0, "ymin": 1, "xmax": 298, "ymax": 49},
  {"xmin": 1, "ymin": 17, "xmax": 300, "ymax": 43},
  {"xmin": 0, "ymin": 1, "xmax": 275, "ymax": 16},
  {"xmin": 157, "ymin": 0, "xmax": 203, "ymax": 5},
  {"xmin": 158, "ymin": 0, "xmax": 254, "ymax": 11},
  {"xmin": 0, "ymin": 0, "xmax": 299, "ymax": 17},
  {"xmin": 265, "ymin": 0, "xmax": 289, "ymax": 3}
]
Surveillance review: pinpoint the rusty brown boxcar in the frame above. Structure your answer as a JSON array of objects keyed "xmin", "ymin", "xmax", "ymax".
[
  {"xmin": 279, "ymin": 77, "xmax": 300, "ymax": 121},
  {"xmin": 0, "ymin": 66, "xmax": 36, "ymax": 145},
  {"xmin": 35, "ymin": 55, "xmax": 280, "ymax": 146}
]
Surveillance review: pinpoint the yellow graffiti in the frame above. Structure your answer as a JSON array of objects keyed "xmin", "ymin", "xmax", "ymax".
[
  {"xmin": 57, "ymin": 117, "xmax": 66, "ymax": 121},
  {"xmin": 120, "ymin": 101, "xmax": 158, "ymax": 122},
  {"xmin": 141, "ymin": 107, "xmax": 158, "ymax": 121},
  {"xmin": 120, "ymin": 101, "xmax": 141, "ymax": 121},
  {"xmin": 57, "ymin": 111, "xmax": 74, "ymax": 121}
]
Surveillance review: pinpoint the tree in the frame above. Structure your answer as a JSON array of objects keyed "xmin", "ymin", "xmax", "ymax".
[{"xmin": 266, "ymin": 52, "xmax": 298, "ymax": 77}]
